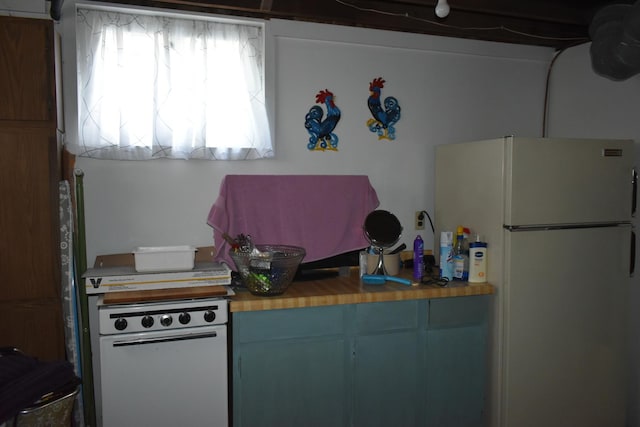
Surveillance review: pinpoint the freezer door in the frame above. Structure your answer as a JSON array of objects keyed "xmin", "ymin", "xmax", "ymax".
[
  {"xmin": 505, "ymin": 137, "xmax": 634, "ymax": 226},
  {"xmin": 502, "ymin": 225, "xmax": 630, "ymax": 427}
]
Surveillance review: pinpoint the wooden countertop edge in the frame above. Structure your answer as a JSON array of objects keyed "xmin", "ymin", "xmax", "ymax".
[{"xmin": 229, "ymin": 282, "xmax": 494, "ymax": 312}]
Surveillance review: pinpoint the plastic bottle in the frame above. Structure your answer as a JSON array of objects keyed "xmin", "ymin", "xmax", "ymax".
[
  {"xmin": 413, "ymin": 235, "xmax": 424, "ymax": 281},
  {"xmin": 452, "ymin": 226, "xmax": 469, "ymax": 281},
  {"xmin": 469, "ymin": 236, "xmax": 487, "ymax": 283},
  {"xmin": 439, "ymin": 231, "xmax": 454, "ymax": 280},
  {"xmin": 462, "ymin": 227, "xmax": 471, "ymax": 253}
]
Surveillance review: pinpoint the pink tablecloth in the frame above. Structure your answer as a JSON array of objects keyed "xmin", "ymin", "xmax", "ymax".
[{"xmin": 207, "ymin": 175, "xmax": 379, "ymax": 268}]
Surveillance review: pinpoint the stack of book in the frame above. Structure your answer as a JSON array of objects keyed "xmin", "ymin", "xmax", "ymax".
[{"xmin": 83, "ymin": 261, "xmax": 231, "ymax": 294}]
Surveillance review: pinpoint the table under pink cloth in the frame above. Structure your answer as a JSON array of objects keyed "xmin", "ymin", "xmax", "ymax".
[{"xmin": 207, "ymin": 175, "xmax": 380, "ymax": 268}]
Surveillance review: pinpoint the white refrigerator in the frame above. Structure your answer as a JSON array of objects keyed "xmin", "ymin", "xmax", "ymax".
[{"xmin": 435, "ymin": 136, "xmax": 636, "ymax": 427}]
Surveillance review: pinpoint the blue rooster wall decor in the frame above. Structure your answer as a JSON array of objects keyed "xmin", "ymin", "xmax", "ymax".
[
  {"xmin": 304, "ymin": 89, "xmax": 341, "ymax": 151},
  {"xmin": 366, "ymin": 77, "xmax": 401, "ymax": 140}
]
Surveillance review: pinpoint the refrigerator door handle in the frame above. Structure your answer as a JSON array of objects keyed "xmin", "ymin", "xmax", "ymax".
[
  {"xmin": 632, "ymin": 168, "xmax": 637, "ymax": 218},
  {"xmin": 504, "ymin": 222, "xmax": 626, "ymax": 232},
  {"xmin": 631, "ymin": 229, "xmax": 636, "ymax": 277}
]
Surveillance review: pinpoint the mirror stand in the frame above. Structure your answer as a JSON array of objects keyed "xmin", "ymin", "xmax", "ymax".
[{"xmin": 372, "ymin": 247, "xmax": 388, "ymax": 275}]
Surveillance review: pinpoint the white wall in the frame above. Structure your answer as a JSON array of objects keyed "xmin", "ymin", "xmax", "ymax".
[
  {"xmin": 546, "ymin": 42, "xmax": 640, "ymax": 427},
  {"xmin": 58, "ymin": 6, "xmax": 553, "ymax": 265},
  {"xmin": 0, "ymin": 0, "xmax": 47, "ymax": 17}
]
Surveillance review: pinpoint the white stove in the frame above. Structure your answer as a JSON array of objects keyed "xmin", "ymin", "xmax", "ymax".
[{"xmin": 98, "ymin": 297, "xmax": 229, "ymax": 427}]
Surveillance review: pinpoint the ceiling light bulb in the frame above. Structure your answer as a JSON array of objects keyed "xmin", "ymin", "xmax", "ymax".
[{"xmin": 435, "ymin": 0, "xmax": 450, "ymax": 18}]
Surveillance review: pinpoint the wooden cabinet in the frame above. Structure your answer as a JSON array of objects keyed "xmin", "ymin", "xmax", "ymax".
[
  {"xmin": 232, "ymin": 296, "xmax": 490, "ymax": 427},
  {"xmin": 0, "ymin": 17, "xmax": 56, "ymax": 122},
  {"xmin": 0, "ymin": 16, "xmax": 63, "ymax": 360}
]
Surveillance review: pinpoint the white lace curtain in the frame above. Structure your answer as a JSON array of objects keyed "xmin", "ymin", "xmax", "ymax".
[{"xmin": 72, "ymin": 8, "xmax": 273, "ymax": 160}]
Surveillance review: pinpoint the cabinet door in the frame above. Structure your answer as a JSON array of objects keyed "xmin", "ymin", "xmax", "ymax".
[
  {"xmin": 425, "ymin": 297, "xmax": 489, "ymax": 427},
  {"xmin": 0, "ymin": 127, "xmax": 62, "ymax": 360},
  {"xmin": 354, "ymin": 301, "xmax": 422, "ymax": 427},
  {"xmin": 0, "ymin": 127, "xmax": 60, "ymax": 301},
  {"xmin": 0, "ymin": 303, "xmax": 64, "ymax": 361},
  {"xmin": 233, "ymin": 306, "xmax": 350, "ymax": 427},
  {"xmin": 0, "ymin": 17, "xmax": 55, "ymax": 122},
  {"xmin": 236, "ymin": 338, "xmax": 349, "ymax": 427}
]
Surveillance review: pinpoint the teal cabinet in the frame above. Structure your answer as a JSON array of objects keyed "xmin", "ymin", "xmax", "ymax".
[
  {"xmin": 232, "ymin": 296, "xmax": 490, "ymax": 427},
  {"xmin": 232, "ymin": 305, "xmax": 350, "ymax": 427},
  {"xmin": 425, "ymin": 298, "xmax": 489, "ymax": 426},
  {"xmin": 353, "ymin": 301, "xmax": 423, "ymax": 427}
]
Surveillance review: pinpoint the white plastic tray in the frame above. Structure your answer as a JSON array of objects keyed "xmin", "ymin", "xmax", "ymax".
[{"xmin": 133, "ymin": 245, "xmax": 196, "ymax": 272}]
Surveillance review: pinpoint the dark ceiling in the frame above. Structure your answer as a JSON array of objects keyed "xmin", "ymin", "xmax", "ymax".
[{"xmin": 91, "ymin": 0, "xmax": 635, "ymax": 49}]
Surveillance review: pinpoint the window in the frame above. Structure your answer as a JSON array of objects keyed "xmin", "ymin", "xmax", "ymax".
[{"xmin": 72, "ymin": 7, "xmax": 273, "ymax": 160}]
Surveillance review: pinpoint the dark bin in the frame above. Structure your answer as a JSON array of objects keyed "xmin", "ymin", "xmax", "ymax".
[{"xmin": 0, "ymin": 348, "xmax": 80, "ymax": 426}]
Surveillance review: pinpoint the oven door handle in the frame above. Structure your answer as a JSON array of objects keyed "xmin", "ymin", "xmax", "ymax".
[{"xmin": 112, "ymin": 331, "xmax": 218, "ymax": 347}]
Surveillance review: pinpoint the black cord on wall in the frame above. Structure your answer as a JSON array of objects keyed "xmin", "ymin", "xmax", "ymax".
[
  {"xmin": 542, "ymin": 42, "xmax": 588, "ymax": 137},
  {"xmin": 418, "ymin": 210, "xmax": 435, "ymax": 233}
]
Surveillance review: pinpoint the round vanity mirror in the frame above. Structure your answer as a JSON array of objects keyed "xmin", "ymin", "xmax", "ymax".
[{"xmin": 363, "ymin": 210, "xmax": 402, "ymax": 275}]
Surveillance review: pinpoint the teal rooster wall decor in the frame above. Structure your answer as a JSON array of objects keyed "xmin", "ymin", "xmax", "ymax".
[
  {"xmin": 304, "ymin": 89, "xmax": 341, "ymax": 151},
  {"xmin": 366, "ymin": 77, "xmax": 401, "ymax": 140}
]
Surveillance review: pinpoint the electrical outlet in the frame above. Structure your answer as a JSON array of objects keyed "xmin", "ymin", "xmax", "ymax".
[{"xmin": 415, "ymin": 211, "xmax": 425, "ymax": 230}]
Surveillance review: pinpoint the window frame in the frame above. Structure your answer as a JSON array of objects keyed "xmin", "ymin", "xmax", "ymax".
[{"xmin": 59, "ymin": 0, "xmax": 276, "ymax": 160}]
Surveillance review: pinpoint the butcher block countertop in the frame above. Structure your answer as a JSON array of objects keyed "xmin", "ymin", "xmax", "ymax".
[
  {"xmin": 94, "ymin": 248, "xmax": 493, "ymax": 312},
  {"xmin": 230, "ymin": 268, "xmax": 494, "ymax": 312}
]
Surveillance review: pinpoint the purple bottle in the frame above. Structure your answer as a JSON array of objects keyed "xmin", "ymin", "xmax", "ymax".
[{"xmin": 413, "ymin": 235, "xmax": 424, "ymax": 281}]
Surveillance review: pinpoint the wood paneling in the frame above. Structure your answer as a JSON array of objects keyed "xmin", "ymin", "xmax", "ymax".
[
  {"xmin": 0, "ymin": 17, "xmax": 55, "ymax": 123},
  {"xmin": 0, "ymin": 17, "xmax": 64, "ymax": 361},
  {"xmin": 0, "ymin": 302, "xmax": 64, "ymax": 360},
  {"xmin": 0, "ymin": 128, "xmax": 60, "ymax": 302}
]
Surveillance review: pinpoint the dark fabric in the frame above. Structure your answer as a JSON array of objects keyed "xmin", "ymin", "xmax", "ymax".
[{"xmin": 0, "ymin": 348, "xmax": 80, "ymax": 424}]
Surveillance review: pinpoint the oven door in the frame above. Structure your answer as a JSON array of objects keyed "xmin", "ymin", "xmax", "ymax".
[{"xmin": 100, "ymin": 324, "xmax": 228, "ymax": 427}]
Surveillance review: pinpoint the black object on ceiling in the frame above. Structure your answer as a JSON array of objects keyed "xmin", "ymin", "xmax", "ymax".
[
  {"xmin": 50, "ymin": 0, "xmax": 64, "ymax": 20},
  {"xmin": 589, "ymin": 0, "xmax": 640, "ymax": 80},
  {"xmin": 88, "ymin": 0, "xmax": 635, "ymax": 49}
]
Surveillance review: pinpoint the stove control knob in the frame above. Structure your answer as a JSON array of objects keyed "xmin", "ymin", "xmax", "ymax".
[
  {"xmin": 179, "ymin": 312, "xmax": 191, "ymax": 325},
  {"xmin": 204, "ymin": 310, "xmax": 216, "ymax": 323},
  {"xmin": 114, "ymin": 318, "xmax": 128, "ymax": 331},
  {"xmin": 160, "ymin": 314, "xmax": 173, "ymax": 327},
  {"xmin": 141, "ymin": 315, "xmax": 154, "ymax": 328}
]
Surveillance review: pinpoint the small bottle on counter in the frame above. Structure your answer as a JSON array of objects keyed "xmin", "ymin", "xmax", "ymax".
[
  {"xmin": 413, "ymin": 235, "xmax": 424, "ymax": 281},
  {"xmin": 469, "ymin": 236, "xmax": 487, "ymax": 283},
  {"xmin": 439, "ymin": 231, "xmax": 454, "ymax": 280},
  {"xmin": 359, "ymin": 250, "xmax": 368, "ymax": 278},
  {"xmin": 452, "ymin": 226, "xmax": 469, "ymax": 281}
]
